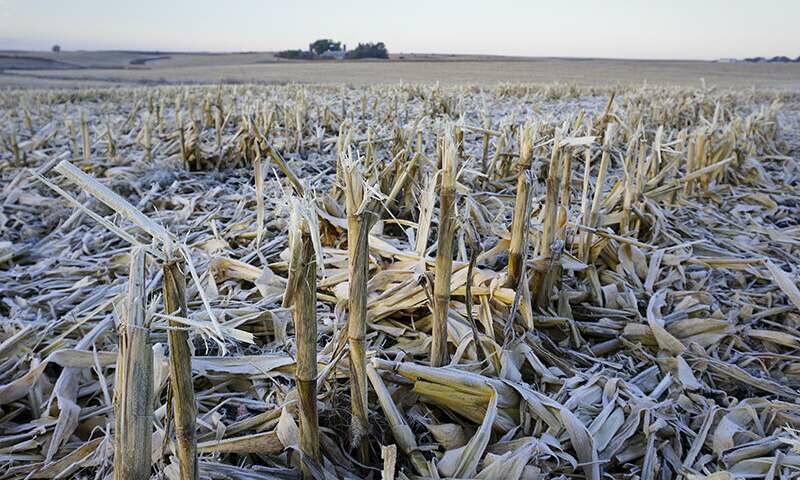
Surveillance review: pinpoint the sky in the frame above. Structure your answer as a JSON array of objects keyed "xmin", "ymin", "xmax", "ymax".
[{"xmin": 0, "ymin": 0, "xmax": 798, "ymax": 60}]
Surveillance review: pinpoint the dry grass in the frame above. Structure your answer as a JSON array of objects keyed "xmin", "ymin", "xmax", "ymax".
[{"xmin": 0, "ymin": 81, "xmax": 800, "ymax": 480}]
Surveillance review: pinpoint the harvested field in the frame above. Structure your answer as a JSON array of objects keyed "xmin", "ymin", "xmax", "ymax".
[
  {"xmin": 1, "ymin": 82, "xmax": 800, "ymax": 479},
  {"xmin": 2, "ymin": 55, "xmax": 800, "ymax": 89}
]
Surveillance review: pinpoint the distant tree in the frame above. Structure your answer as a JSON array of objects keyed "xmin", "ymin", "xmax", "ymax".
[
  {"xmin": 276, "ymin": 49, "xmax": 315, "ymax": 60},
  {"xmin": 51, "ymin": 45, "xmax": 61, "ymax": 53},
  {"xmin": 346, "ymin": 42, "xmax": 389, "ymax": 59},
  {"xmin": 309, "ymin": 39, "xmax": 341, "ymax": 55},
  {"xmin": 769, "ymin": 56, "xmax": 791, "ymax": 63}
]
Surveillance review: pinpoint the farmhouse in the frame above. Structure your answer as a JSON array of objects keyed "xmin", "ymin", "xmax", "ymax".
[{"xmin": 320, "ymin": 49, "xmax": 346, "ymax": 59}]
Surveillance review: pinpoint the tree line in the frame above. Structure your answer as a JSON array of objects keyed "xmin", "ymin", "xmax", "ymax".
[{"xmin": 277, "ymin": 38, "xmax": 388, "ymax": 60}]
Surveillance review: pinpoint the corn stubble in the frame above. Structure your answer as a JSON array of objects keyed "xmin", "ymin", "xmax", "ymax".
[
  {"xmin": 284, "ymin": 198, "xmax": 322, "ymax": 477},
  {"xmin": 1, "ymin": 81, "xmax": 800, "ymax": 480},
  {"xmin": 431, "ymin": 131, "xmax": 458, "ymax": 367},
  {"xmin": 344, "ymin": 154, "xmax": 371, "ymax": 460},
  {"xmin": 113, "ymin": 247, "xmax": 152, "ymax": 480},
  {"xmin": 164, "ymin": 259, "xmax": 198, "ymax": 479}
]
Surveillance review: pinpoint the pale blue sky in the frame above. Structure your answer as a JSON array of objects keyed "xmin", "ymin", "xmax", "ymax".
[{"xmin": 0, "ymin": 0, "xmax": 797, "ymax": 60}]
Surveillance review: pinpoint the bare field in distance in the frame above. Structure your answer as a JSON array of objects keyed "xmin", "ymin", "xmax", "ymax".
[{"xmin": 1, "ymin": 51, "xmax": 800, "ymax": 89}]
